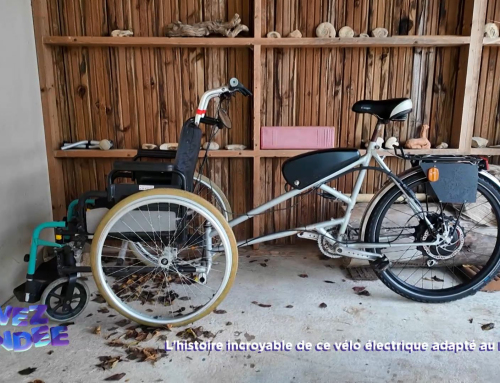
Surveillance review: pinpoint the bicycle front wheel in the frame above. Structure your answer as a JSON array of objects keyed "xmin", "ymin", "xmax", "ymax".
[
  {"xmin": 90, "ymin": 189, "xmax": 238, "ymax": 327},
  {"xmin": 365, "ymin": 171, "xmax": 500, "ymax": 303}
]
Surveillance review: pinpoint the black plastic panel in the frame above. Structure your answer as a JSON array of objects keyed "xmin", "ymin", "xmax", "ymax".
[
  {"xmin": 420, "ymin": 163, "xmax": 478, "ymax": 204},
  {"xmin": 282, "ymin": 149, "xmax": 361, "ymax": 189}
]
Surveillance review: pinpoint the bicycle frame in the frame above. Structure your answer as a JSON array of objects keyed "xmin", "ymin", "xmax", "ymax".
[
  {"xmin": 195, "ymin": 81, "xmax": 442, "ymax": 258},
  {"xmin": 226, "ymin": 141, "xmax": 441, "ymax": 253}
]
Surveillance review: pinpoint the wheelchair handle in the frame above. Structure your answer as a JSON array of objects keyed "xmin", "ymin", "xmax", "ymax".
[{"xmin": 229, "ymin": 78, "xmax": 253, "ymax": 97}]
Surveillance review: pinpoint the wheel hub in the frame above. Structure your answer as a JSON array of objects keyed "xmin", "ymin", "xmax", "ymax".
[
  {"xmin": 417, "ymin": 215, "xmax": 465, "ymax": 261},
  {"xmin": 158, "ymin": 247, "xmax": 178, "ymax": 268}
]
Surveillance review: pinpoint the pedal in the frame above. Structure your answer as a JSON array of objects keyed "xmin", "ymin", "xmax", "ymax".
[
  {"xmin": 297, "ymin": 232, "xmax": 319, "ymax": 241},
  {"xmin": 372, "ymin": 256, "xmax": 391, "ymax": 272}
]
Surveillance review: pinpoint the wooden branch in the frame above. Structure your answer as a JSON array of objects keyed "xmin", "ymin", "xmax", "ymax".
[{"xmin": 165, "ymin": 14, "xmax": 249, "ymax": 38}]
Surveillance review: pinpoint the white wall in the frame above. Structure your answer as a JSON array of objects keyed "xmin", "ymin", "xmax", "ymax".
[{"xmin": 0, "ymin": 0, "xmax": 53, "ymax": 304}]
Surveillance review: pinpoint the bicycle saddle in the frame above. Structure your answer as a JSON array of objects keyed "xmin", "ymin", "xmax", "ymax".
[{"xmin": 352, "ymin": 98, "xmax": 413, "ymax": 122}]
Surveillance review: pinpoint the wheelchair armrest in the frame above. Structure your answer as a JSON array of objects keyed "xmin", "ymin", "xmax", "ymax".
[{"xmin": 112, "ymin": 161, "xmax": 175, "ymax": 173}]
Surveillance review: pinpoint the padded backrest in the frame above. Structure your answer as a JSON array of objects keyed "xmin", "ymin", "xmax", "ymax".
[{"xmin": 174, "ymin": 118, "xmax": 202, "ymax": 192}]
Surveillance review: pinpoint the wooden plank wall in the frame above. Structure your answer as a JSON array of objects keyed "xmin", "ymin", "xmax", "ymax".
[
  {"xmin": 259, "ymin": 0, "xmax": 467, "ymax": 240},
  {"xmin": 43, "ymin": 0, "xmax": 472, "ymax": 242},
  {"xmin": 46, "ymin": 0, "xmax": 253, "ymax": 239},
  {"xmin": 475, "ymin": 0, "xmax": 500, "ymax": 146}
]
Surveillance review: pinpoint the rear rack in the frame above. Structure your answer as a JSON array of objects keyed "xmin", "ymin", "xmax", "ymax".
[{"xmin": 393, "ymin": 146, "xmax": 487, "ymax": 169}]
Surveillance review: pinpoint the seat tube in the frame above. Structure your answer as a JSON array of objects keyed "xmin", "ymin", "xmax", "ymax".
[{"xmin": 338, "ymin": 151, "xmax": 372, "ymax": 238}]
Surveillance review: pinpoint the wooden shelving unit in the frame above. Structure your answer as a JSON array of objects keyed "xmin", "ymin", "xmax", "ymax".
[{"xmin": 33, "ymin": 0, "xmax": 495, "ymax": 242}]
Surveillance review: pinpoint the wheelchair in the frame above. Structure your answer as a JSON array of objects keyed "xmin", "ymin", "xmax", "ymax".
[{"xmin": 14, "ymin": 78, "xmax": 250, "ymax": 325}]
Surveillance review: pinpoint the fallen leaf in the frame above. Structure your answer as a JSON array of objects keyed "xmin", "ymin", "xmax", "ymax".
[
  {"xmin": 86, "ymin": 313, "xmax": 93, "ymax": 318},
  {"xmin": 98, "ymin": 307, "xmax": 110, "ymax": 314},
  {"xmin": 244, "ymin": 333, "xmax": 255, "ymax": 341},
  {"xmin": 93, "ymin": 326, "xmax": 101, "ymax": 335},
  {"xmin": 28, "ymin": 380, "xmax": 44, "ymax": 383},
  {"xmin": 469, "ymin": 318, "xmax": 474, "ymax": 324},
  {"xmin": 259, "ymin": 263, "xmax": 267, "ymax": 267},
  {"xmin": 18, "ymin": 368, "xmax": 37, "ymax": 376},
  {"xmin": 319, "ymin": 303, "xmax": 327, "ymax": 308},
  {"xmin": 298, "ymin": 274, "xmax": 308, "ymax": 278},
  {"xmin": 226, "ymin": 322, "xmax": 233, "ymax": 326},
  {"xmin": 353, "ymin": 287, "xmax": 371, "ymax": 296},
  {"xmin": 47, "ymin": 350, "xmax": 54, "ymax": 355},
  {"xmin": 92, "ymin": 295, "xmax": 106, "ymax": 304},
  {"xmin": 115, "ymin": 319, "xmax": 131, "ymax": 327},
  {"xmin": 108, "ymin": 327, "xmax": 118, "ymax": 332},
  {"xmin": 249, "ymin": 260, "xmax": 258, "ymax": 263},
  {"xmin": 285, "ymin": 305, "xmax": 293, "ymax": 308},
  {"xmin": 96, "ymin": 356, "xmax": 123, "ymax": 370},
  {"xmin": 481, "ymin": 323, "xmax": 495, "ymax": 331},
  {"xmin": 258, "ymin": 303, "xmax": 271, "ymax": 308},
  {"xmin": 104, "ymin": 373, "xmax": 126, "ymax": 381},
  {"xmin": 324, "ymin": 280, "xmax": 335, "ymax": 284},
  {"xmin": 213, "ymin": 309, "xmax": 227, "ymax": 314},
  {"xmin": 59, "ymin": 322, "xmax": 75, "ymax": 327}
]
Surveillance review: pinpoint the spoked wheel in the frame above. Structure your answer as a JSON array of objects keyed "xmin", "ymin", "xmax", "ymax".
[
  {"xmin": 40, "ymin": 277, "xmax": 90, "ymax": 322},
  {"xmin": 128, "ymin": 174, "xmax": 232, "ymax": 264},
  {"xmin": 365, "ymin": 171, "xmax": 500, "ymax": 303},
  {"xmin": 91, "ymin": 189, "xmax": 238, "ymax": 327}
]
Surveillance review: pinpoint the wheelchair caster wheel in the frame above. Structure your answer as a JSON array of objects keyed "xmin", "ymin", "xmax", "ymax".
[{"xmin": 40, "ymin": 277, "xmax": 90, "ymax": 322}]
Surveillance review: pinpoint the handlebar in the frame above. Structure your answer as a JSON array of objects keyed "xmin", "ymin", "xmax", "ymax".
[
  {"xmin": 229, "ymin": 78, "xmax": 253, "ymax": 97},
  {"xmin": 194, "ymin": 78, "xmax": 251, "ymax": 126}
]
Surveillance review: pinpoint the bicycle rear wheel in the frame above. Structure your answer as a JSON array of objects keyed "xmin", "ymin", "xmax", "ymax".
[
  {"xmin": 365, "ymin": 171, "xmax": 500, "ymax": 302},
  {"xmin": 91, "ymin": 189, "xmax": 238, "ymax": 327}
]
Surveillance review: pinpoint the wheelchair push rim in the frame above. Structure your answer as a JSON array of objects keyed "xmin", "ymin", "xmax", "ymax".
[{"xmin": 90, "ymin": 189, "xmax": 238, "ymax": 327}]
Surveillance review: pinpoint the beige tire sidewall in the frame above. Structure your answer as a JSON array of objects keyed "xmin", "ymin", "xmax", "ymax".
[{"xmin": 90, "ymin": 188, "xmax": 238, "ymax": 327}]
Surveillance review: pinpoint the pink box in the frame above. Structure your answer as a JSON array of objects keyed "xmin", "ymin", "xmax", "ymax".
[{"xmin": 261, "ymin": 126, "xmax": 336, "ymax": 150}]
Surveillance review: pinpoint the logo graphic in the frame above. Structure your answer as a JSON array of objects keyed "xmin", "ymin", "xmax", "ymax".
[{"xmin": 0, "ymin": 305, "xmax": 69, "ymax": 352}]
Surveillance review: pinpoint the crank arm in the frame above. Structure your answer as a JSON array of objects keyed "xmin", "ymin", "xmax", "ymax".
[{"xmin": 297, "ymin": 232, "xmax": 319, "ymax": 241}]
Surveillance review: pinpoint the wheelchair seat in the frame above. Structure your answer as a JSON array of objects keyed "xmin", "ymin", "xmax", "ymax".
[{"xmin": 352, "ymin": 98, "xmax": 413, "ymax": 122}]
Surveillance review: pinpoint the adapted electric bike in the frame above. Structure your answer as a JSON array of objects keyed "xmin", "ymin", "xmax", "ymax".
[{"xmin": 16, "ymin": 78, "xmax": 500, "ymax": 327}]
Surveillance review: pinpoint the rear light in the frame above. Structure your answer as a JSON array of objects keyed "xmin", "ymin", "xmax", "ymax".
[
  {"xmin": 427, "ymin": 167, "xmax": 440, "ymax": 182},
  {"xmin": 479, "ymin": 156, "xmax": 490, "ymax": 171}
]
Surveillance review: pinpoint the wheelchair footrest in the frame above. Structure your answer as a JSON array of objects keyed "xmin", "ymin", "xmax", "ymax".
[{"xmin": 13, "ymin": 257, "xmax": 59, "ymax": 303}]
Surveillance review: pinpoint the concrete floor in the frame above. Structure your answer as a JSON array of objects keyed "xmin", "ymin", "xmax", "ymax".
[{"xmin": 1, "ymin": 245, "xmax": 499, "ymax": 383}]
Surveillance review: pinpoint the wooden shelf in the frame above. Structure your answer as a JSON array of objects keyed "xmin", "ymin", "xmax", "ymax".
[
  {"xmin": 483, "ymin": 37, "xmax": 500, "ymax": 46},
  {"xmin": 471, "ymin": 148, "xmax": 500, "ymax": 156},
  {"xmin": 54, "ymin": 148, "xmax": 476, "ymax": 159},
  {"xmin": 43, "ymin": 35, "xmax": 470, "ymax": 49},
  {"xmin": 54, "ymin": 149, "xmax": 255, "ymax": 158},
  {"xmin": 258, "ymin": 36, "xmax": 470, "ymax": 48},
  {"xmin": 43, "ymin": 36, "xmax": 254, "ymax": 48}
]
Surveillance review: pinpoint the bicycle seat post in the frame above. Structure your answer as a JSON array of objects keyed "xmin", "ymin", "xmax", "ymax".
[{"xmin": 371, "ymin": 120, "xmax": 386, "ymax": 143}]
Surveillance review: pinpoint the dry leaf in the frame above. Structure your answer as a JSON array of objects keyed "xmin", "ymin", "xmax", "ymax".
[
  {"xmin": 93, "ymin": 326, "xmax": 102, "ymax": 335},
  {"xmin": 481, "ymin": 323, "xmax": 495, "ymax": 331},
  {"xmin": 213, "ymin": 309, "xmax": 227, "ymax": 314},
  {"xmin": 324, "ymin": 280, "xmax": 335, "ymax": 284},
  {"xmin": 298, "ymin": 274, "xmax": 308, "ymax": 278},
  {"xmin": 104, "ymin": 373, "xmax": 126, "ymax": 381},
  {"xmin": 286, "ymin": 305, "xmax": 293, "ymax": 308},
  {"xmin": 18, "ymin": 368, "xmax": 37, "ymax": 376},
  {"xmin": 319, "ymin": 303, "xmax": 327, "ymax": 308}
]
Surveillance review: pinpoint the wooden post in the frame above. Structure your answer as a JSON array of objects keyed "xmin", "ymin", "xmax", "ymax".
[
  {"xmin": 450, "ymin": 0, "xmax": 487, "ymax": 152},
  {"xmin": 252, "ymin": 2, "xmax": 262, "ymax": 248},
  {"xmin": 31, "ymin": 0, "xmax": 66, "ymax": 220}
]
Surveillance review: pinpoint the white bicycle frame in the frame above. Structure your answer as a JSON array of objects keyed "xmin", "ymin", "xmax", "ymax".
[{"xmin": 196, "ymin": 83, "xmax": 443, "ymax": 258}]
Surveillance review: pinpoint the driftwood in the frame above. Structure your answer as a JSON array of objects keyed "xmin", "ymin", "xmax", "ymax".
[
  {"xmin": 405, "ymin": 125, "xmax": 431, "ymax": 149},
  {"xmin": 165, "ymin": 14, "xmax": 249, "ymax": 38}
]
